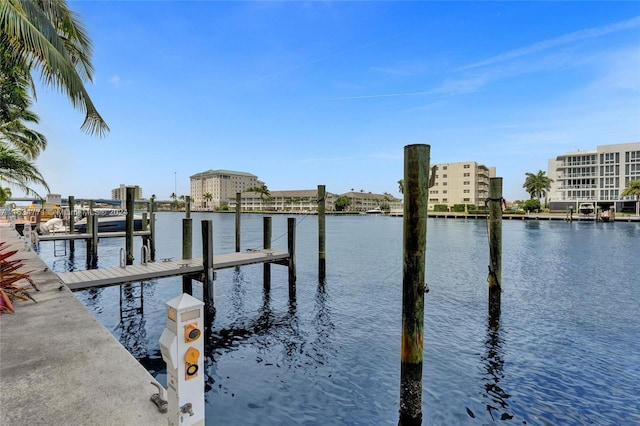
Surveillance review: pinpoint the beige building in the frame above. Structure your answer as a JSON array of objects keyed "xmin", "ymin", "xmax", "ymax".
[
  {"xmin": 190, "ymin": 169, "xmax": 260, "ymax": 210},
  {"xmin": 111, "ymin": 185, "xmax": 143, "ymax": 202},
  {"xmin": 547, "ymin": 142, "xmax": 640, "ymax": 212},
  {"xmin": 428, "ymin": 161, "xmax": 495, "ymax": 209},
  {"xmin": 231, "ymin": 189, "xmax": 338, "ymax": 212}
]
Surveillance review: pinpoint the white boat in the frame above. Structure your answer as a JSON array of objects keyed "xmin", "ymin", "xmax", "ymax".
[
  {"xmin": 578, "ymin": 203, "xmax": 595, "ymax": 215},
  {"xmin": 74, "ymin": 214, "xmax": 145, "ymax": 232},
  {"xmin": 365, "ymin": 208, "xmax": 383, "ymax": 215}
]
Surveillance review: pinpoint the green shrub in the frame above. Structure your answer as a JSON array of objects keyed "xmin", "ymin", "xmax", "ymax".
[{"xmin": 433, "ymin": 204, "xmax": 449, "ymax": 212}]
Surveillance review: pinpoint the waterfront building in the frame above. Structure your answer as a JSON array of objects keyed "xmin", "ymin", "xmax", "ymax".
[
  {"xmin": 111, "ymin": 185, "xmax": 143, "ymax": 202},
  {"xmin": 547, "ymin": 142, "xmax": 640, "ymax": 212},
  {"xmin": 428, "ymin": 161, "xmax": 496, "ymax": 210},
  {"xmin": 232, "ymin": 189, "xmax": 339, "ymax": 212},
  {"xmin": 190, "ymin": 169, "xmax": 260, "ymax": 210}
]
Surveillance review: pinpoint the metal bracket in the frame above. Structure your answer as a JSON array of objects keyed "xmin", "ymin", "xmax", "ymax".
[{"xmin": 150, "ymin": 381, "xmax": 168, "ymax": 413}]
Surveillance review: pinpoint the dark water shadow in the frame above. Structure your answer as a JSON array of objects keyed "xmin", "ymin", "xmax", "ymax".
[{"xmin": 480, "ymin": 318, "xmax": 514, "ymax": 422}]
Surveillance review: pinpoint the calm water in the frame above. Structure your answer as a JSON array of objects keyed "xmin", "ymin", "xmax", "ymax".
[{"xmin": 37, "ymin": 213, "xmax": 640, "ymax": 425}]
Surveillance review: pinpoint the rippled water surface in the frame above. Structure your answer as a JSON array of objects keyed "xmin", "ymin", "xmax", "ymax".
[{"xmin": 37, "ymin": 213, "xmax": 640, "ymax": 425}]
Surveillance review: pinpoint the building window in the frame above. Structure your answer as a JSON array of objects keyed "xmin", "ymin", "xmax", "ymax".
[
  {"xmin": 443, "ymin": 190, "xmax": 447, "ymax": 194},
  {"xmin": 463, "ymin": 198, "xmax": 470, "ymax": 202},
  {"xmin": 443, "ymin": 182, "xmax": 447, "ymax": 186},
  {"xmin": 463, "ymin": 181, "xmax": 470, "ymax": 185},
  {"xmin": 463, "ymin": 164, "xmax": 470, "ymax": 169},
  {"xmin": 463, "ymin": 173, "xmax": 470, "ymax": 177},
  {"xmin": 463, "ymin": 189, "xmax": 470, "ymax": 194},
  {"xmin": 443, "ymin": 166, "xmax": 448, "ymax": 170},
  {"xmin": 442, "ymin": 198, "xmax": 448, "ymax": 202},
  {"xmin": 443, "ymin": 174, "xmax": 447, "ymax": 178}
]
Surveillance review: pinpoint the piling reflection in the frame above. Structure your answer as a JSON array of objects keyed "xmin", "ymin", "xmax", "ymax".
[
  {"xmin": 481, "ymin": 319, "xmax": 513, "ymax": 421},
  {"xmin": 117, "ymin": 282, "xmax": 148, "ymax": 359}
]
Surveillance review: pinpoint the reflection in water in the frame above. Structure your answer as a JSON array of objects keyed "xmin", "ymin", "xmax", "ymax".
[
  {"xmin": 117, "ymin": 283, "xmax": 148, "ymax": 359},
  {"xmin": 482, "ymin": 320, "xmax": 513, "ymax": 422}
]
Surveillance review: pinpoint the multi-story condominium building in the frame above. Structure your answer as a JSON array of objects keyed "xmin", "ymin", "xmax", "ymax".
[
  {"xmin": 232, "ymin": 189, "xmax": 339, "ymax": 212},
  {"xmin": 428, "ymin": 161, "xmax": 496, "ymax": 210},
  {"xmin": 111, "ymin": 185, "xmax": 143, "ymax": 202},
  {"xmin": 190, "ymin": 169, "xmax": 260, "ymax": 210},
  {"xmin": 547, "ymin": 142, "xmax": 640, "ymax": 212}
]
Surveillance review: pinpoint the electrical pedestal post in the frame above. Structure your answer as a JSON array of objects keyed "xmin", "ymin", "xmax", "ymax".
[{"xmin": 159, "ymin": 293, "xmax": 205, "ymax": 426}]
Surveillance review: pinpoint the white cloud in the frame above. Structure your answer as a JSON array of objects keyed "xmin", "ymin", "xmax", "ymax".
[{"xmin": 108, "ymin": 75, "xmax": 121, "ymax": 88}]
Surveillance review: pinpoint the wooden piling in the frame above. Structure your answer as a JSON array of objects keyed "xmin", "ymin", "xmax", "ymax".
[
  {"xmin": 399, "ymin": 144, "xmax": 430, "ymax": 426},
  {"xmin": 235, "ymin": 192, "xmax": 241, "ymax": 252},
  {"xmin": 263, "ymin": 216, "xmax": 272, "ymax": 291},
  {"xmin": 287, "ymin": 217, "xmax": 296, "ymax": 299},
  {"xmin": 318, "ymin": 185, "xmax": 326, "ymax": 281},
  {"xmin": 125, "ymin": 187, "xmax": 135, "ymax": 265},
  {"xmin": 149, "ymin": 197, "xmax": 156, "ymax": 262},
  {"xmin": 68, "ymin": 196, "xmax": 75, "ymax": 251},
  {"xmin": 88, "ymin": 214, "xmax": 99, "ymax": 268},
  {"xmin": 182, "ymin": 217, "xmax": 193, "ymax": 294},
  {"xmin": 487, "ymin": 178, "xmax": 502, "ymax": 322},
  {"xmin": 202, "ymin": 220, "xmax": 214, "ymax": 307},
  {"xmin": 185, "ymin": 195, "xmax": 191, "ymax": 219}
]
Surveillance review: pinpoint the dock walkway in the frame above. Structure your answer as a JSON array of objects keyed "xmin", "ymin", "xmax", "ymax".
[
  {"xmin": 57, "ymin": 249, "xmax": 289, "ymax": 290},
  {"xmin": 0, "ymin": 223, "xmax": 166, "ymax": 425}
]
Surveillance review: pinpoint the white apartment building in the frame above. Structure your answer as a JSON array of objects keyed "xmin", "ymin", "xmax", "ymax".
[
  {"xmin": 547, "ymin": 142, "xmax": 640, "ymax": 212},
  {"xmin": 428, "ymin": 161, "xmax": 496, "ymax": 209},
  {"xmin": 190, "ymin": 169, "xmax": 260, "ymax": 210}
]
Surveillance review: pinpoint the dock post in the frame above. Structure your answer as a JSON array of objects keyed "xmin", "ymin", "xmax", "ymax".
[
  {"xmin": 263, "ymin": 216, "xmax": 272, "ymax": 291},
  {"xmin": 235, "ymin": 192, "xmax": 241, "ymax": 252},
  {"xmin": 318, "ymin": 185, "xmax": 326, "ymax": 282},
  {"xmin": 399, "ymin": 143, "xmax": 430, "ymax": 426},
  {"xmin": 185, "ymin": 195, "xmax": 191, "ymax": 218},
  {"xmin": 90, "ymin": 214, "xmax": 99, "ymax": 268},
  {"xmin": 125, "ymin": 187, "xmax": 135, "ymax": 265},
  {"xmin": 149, "ymin": 197, "xmax": 156, "ymax": 262},
  {"xmin": 141, "ymin": 212, "xmax": 149, "ymax": 252},
  {"xmin": 68, "ymin": 195, "xmax": 75, "ymax": 251},
  {"xmin": 287, "ymin": 217, "xmax": 296, "ymax": 299},
  {"xmin": 182, "ymin": 216, "xmax": 193, "ymax": 294},
  {"xmin": 487, "ymin": 177, "xmax": 503, "ymax": 325},
  {"xmin": 202, "ymin": 220, "xmax": 214, "ymax": 308}
]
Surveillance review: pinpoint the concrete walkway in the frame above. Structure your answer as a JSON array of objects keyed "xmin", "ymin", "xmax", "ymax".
[{"xmin": 0, "ymin": 223, "xmax": 166, "ymax": 425}]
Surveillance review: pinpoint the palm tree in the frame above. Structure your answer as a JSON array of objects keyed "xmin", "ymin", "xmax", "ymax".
[
  {"xmin": 0, "ymin": 185, "xmax": 11, "ymax": 205},
  {"xmin": 203, "ymin": 192, "xmax": 213, "ymax": 209},
  {"xmin": 523, "ymin": 170, "xmax": 553, "ymax": 206},
  {"xmin": 0, "ymin": 145, "xmax": 49, "ymax": 196},
  {"xmin": 1, "ymin": 0, "xmax": 108, "ymax": 136},
  {"xmin": 398, "ymin": 179, "xmax": 404, "ymax": 194},
  {"xmin": 621, "ymin": 179, "xmax": 640, "ymax": 217},
  {"xmin": 0, "ymin": 55, "xmax": 47, "ymax": 159}
]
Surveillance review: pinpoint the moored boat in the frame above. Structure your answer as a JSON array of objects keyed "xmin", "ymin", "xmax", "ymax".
[{"xmin": 74, "ymin": 215, "xmax": 145, "ymax": 232}]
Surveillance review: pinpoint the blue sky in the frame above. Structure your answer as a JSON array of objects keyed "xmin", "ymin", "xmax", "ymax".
[{"xmin": 30, "ymin": 1, "xmax": 640, "ymax": 201}]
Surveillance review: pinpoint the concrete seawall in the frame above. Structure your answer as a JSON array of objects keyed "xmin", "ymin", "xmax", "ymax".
[{"xmin": 0, "ymin": 223, "xmax": 166, "ymax": 425}]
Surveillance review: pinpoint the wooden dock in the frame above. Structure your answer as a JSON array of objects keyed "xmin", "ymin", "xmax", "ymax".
[
  {"xmin": 57, "ymin": 249, "xmax": 289, "ymax": 290},
  {"xmin": 38, "ymin": 231, "xmax": 151, "ymax": 241}
]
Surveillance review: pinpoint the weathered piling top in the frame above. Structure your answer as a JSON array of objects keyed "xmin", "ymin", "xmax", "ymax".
[{"xmin": 0, "ymin": 223, "xmax": 166, "ymax": 425}]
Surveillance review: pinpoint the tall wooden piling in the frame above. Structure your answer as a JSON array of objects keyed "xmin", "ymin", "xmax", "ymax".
[
  {"xmin": 182, "ymin": 214, "xmax": 193, "ymax": 294},
  {"xmin": 399, "ymin": 144, "xmax": 430, "ymax": 426},
  {"xmin": 263, "ymin": 216, "xmax": 272, "ymax": 291},
  {"xmin": 287, "ymin": 217, "xmax": 296, "ymax": 299},
  {"xmin": 185, "ymin": 195, "xmax": 191, "ymax": 218},
  {"xmin": 149, "ymin": 197, "xmax": 156, "ymax": 261},
  {"xmin": 202, "ymin": 220, "xmax": 214, "ymax": 307},
  {"xmin": 487, "ymin": 178, "xmax": 503, "ymax": 322},
  {"xmin": 125, "ymin": 187, "xmax": 135, "ymax": 265},
  {"xmin": 318, "ymin": 185, "xmax": 326, "ymax": 281},
  {"xmin": 87, "ymin": 214, "xmax": 99, "ymax": 268},
  {"xmin": 68, "ymin": 196, "xmax": 75, "ymax": 251},
  {"xmin": 235, "ymin": 192, "xmax": 241, "ymax": 252}
]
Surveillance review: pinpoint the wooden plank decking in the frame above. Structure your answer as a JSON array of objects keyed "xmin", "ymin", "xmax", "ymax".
[{"xmin": 57, "ymin": 249, "xmax": 289, "ymax": 290}]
